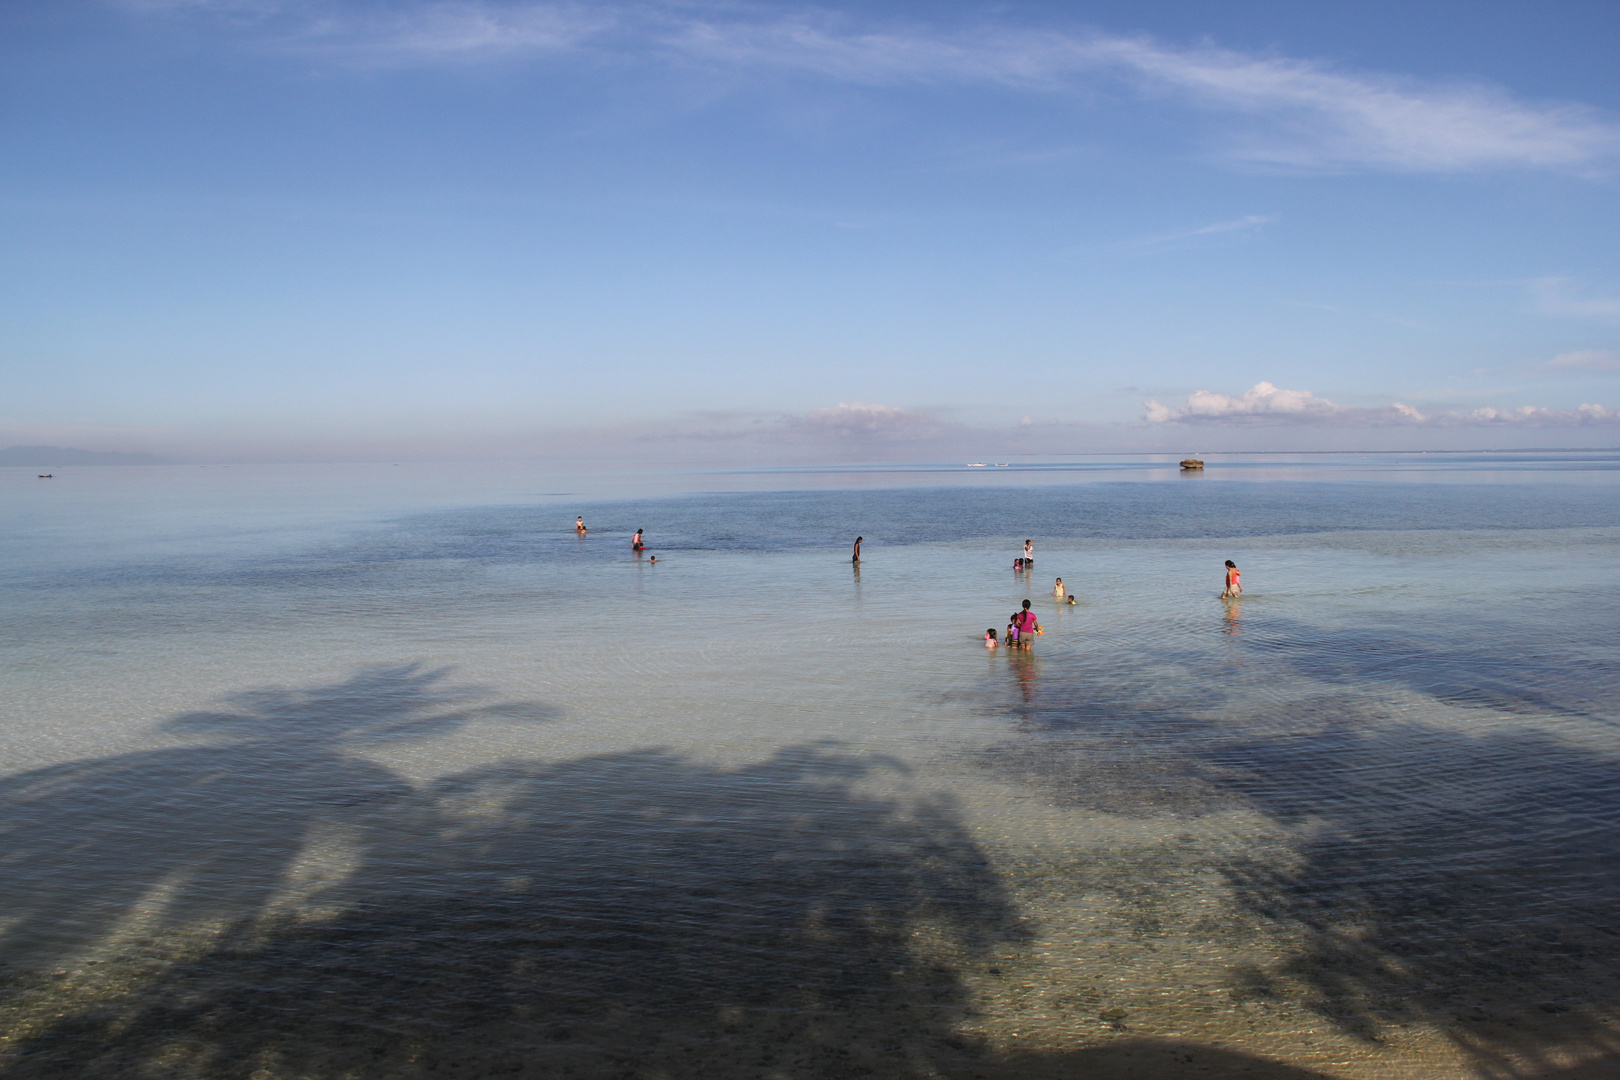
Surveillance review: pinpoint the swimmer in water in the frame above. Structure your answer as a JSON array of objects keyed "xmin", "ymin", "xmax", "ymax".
[
  {"xmin": 1222, "ymin": 559, "xmax": 1242, "ymax": 598},
  {"xmin": 648, "ymin": 555, "xmax": 657, "ymax": 564},
  {"xmin": 632, "ymin": 529, "xmax": 645, "ymax": 552},
  {"xmin": 1067, "ymin": 594, "xmax": 1077, "ymax": 605},
  {"xmin": 852, "ymin": 536, "xmax": 862, "ymax": 563},
  {"xmin": 1014, "ymin": 557, "xmax": 1024, "ymax": 572},
  {"xmin": 985, "ymin": 628, "xmax": 998, "ymax": 648},
  {"xmin": 575, "ymin": 517, "xmax": 586, "ymax": 533},
  {"xmin": 1053, "ymin": 577, "xmax": 1065, "ymax": 599}
]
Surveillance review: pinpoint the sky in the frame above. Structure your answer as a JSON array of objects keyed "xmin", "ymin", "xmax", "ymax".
[{"xmin": 2, "ymin": 0, "xmax": 1619, "ymax": 462}]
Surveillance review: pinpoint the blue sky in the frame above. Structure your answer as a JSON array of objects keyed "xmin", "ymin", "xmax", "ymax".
[{"xmin": 3, "ymin": 0, "xmax": 1619, "ymax": 461}]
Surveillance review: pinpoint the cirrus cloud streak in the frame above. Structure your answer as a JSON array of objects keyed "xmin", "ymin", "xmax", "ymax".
[{"xmin": 133, "ymin": 1, "xmax": 1620, "ymax": 175}]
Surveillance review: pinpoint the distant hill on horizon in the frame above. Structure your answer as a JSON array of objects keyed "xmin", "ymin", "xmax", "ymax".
[{"xmin": 0, "ymin": 445, "xmax": 169, "ymax": 467}]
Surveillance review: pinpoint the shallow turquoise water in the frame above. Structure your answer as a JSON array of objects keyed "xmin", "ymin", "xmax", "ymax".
[{"xmin": 2, "ymin": 454, "xmax": 1618, "ymax": 1078}]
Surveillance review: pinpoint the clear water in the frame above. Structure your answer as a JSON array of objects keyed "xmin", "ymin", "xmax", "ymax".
[{"xmin": 2, "ymin": 455, "xmax": 1618, "ymax": 1079}]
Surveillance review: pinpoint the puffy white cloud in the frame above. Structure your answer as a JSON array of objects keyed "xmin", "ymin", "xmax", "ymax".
[
  {"xmin": 1142, "ymin": 381, "xmax": 1425, "ymax": 424},
  {"xmin": 1465, "ymin": 403, "xmax": 1618, "ymax": 424},
  {"xmin": 1145, "ymin": 381, "xmax": 1617, "ymax": 427}
]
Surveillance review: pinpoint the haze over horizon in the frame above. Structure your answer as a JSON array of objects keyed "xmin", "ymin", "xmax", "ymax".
[{"xmin": 4, "ymin": 0, "xmax": 1619, "ymax": 464}]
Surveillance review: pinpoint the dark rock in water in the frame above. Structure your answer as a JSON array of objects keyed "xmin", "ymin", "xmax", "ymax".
[{"xmin": 1179, "ymin": 458, "xmax": 1205, "ymax": 470}]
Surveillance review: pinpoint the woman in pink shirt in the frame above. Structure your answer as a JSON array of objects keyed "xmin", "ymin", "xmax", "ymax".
[{"xmin": 1015, "ymin": 599, "xmax": 1040, "ymax": 647}]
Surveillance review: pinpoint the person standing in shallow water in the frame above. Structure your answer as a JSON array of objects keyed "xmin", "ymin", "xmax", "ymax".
[
  {"xmin": 1023, "ymin": 539, "xmax": 1034, "ymax": 568},
  {"xmin": 852, "ymin": 536, "xmax": 862, "ymax": 563},
  {"xmin": 1053, "ymin": 577, "xmax": 1065, "ymax": 599},
  {"xmin": 1222, "ymin": 559, "xmax": 1242, "ymax": 598},
  {"xmin": 632, "ymin": 529, "xmax": 645, "ymax": 553},
  {"xmin": 1015, "ymin": 599, "xmax": 1040, "ymax": 648},
  {"xmin": 575, "ymin": 516, "xmax": 586, "ymax": 534}
]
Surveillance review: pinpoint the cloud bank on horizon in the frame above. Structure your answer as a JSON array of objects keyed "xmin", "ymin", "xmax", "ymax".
[{"xmin": 1142, "ymin": 382, "xmax": 1618, "ymax": 428}]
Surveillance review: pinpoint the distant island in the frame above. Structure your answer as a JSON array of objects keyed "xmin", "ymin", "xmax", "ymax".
[{"xmin": 0, "ymin": 445, "xmax": 168, "ymax": 467}]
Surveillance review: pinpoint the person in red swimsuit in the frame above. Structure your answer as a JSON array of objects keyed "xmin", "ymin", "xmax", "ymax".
[{"xmin": 1222, "ymin": 560, "xmax": 1242, "ymax": 598}]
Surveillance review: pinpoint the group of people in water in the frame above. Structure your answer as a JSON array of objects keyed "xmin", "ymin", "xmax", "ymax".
[
  {"xmin": 577, "ymin": 519, "xmax": 1242, "ymax": 636},
  {"xmin": 575, "ymin": 517, "xmax": 658, "ymax": 563},
  {"xmin": 992, "ymin": 543, "xmax": 1062, "ymax": 649},
  {"xmin": 987, "ymin": 542, "xmax": 1243, "ymax": 650}
]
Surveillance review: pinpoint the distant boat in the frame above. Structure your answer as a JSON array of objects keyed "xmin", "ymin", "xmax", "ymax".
[
  {"xmin": 967, "ymin": 463, "xmax": 987, "ymax": 467},
  {"xmin": 37, "ymin": 473, "xmax": 53, "ymax": 478},
  {"xmin": 1180, "ymin": 458, "xmax": 1204, "ymax": 470},
  {"xmin": 994, "ymin": 463, "xmax": 1009, "ymax": 467}
]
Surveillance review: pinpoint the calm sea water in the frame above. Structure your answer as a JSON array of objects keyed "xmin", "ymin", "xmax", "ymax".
[{"xmin": 2, "ymin": 454, "xmax": 1618, "ymax": 1079}]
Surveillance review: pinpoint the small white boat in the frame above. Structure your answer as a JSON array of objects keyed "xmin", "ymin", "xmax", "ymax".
[{"xmin": 967, "ymin": 463, "xmax": 987, "ymax": 467}]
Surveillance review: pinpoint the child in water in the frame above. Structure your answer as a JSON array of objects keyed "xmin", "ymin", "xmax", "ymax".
[
  {"xmin": 1014, "ymin": 558, "xmax": 1024, "ymax": 572},
  {"xmin": 1067, "ymin": 594, "xmax": 1077, "ymax": 605},
  {"xmin": 1222, "ymin": 559, "xmax": 1242, "ymax": 598},
  {"xmin": 1053, "ymin": 577, "xmax": 1065, "ymax": 598},
  {"xmin": 985, "ymin": 628, "xmax": 999, "ymax": 648}
]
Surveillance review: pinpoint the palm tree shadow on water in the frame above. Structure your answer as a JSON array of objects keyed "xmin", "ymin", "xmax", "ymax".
[
  {"xmin": 1209, "ymin": 721, "xmax": 1620, "ymax": 1080},
  {"xmin": 0, "ymin": 665, "xmax": 1336, "ymax": 1080},
  {"xmin": 979, "ymin": 630, "xmax": 1620, "ymax": 1079},
  {"xmin": 0, "ymin": 663, "xmax": 499, "ymax": 975}
]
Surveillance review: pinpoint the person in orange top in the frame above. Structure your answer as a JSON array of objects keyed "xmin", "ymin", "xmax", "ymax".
[{"xmin": 1222, "ymin": 559, "xmax": 1242, "ymax": 598}]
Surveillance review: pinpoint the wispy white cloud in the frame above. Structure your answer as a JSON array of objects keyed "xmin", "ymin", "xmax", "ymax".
[
  {"xmin": 115, "ymin": 0, "xmax": 280, "ymax": 12},
  {"xmin": 1144, "ymin": 381, "xmax": 1617, "ymax": 427},
  {"xmin": 1533, "ymin": 278, "xmax": 1620, "ymax": 323},
  {"xmin": 1122, "ymin": 213, "xmax": 1275, "ymax": 250},
  {"xmin": 135, "ymin": 2, "xmax": 1620, "ymax": 175},
  {"xmin": 264, "ymin": 1, "xmax": 611, "ymax": 61},
  {"xmin": 1544, "ymin": 349, "xmax": 1620, "ymax": 373},
  {"xmin": 1084, "ymin": 37, "xmax": 1618, "ymax": 174},
  {"xmin": 796, "ymin": 401, "xmax": 938, "ymax": 436}
]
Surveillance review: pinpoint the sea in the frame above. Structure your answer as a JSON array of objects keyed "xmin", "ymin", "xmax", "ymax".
[{"xmin": 2, "ymin": 453, "xmax": 1618, "ymax": 1079}]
